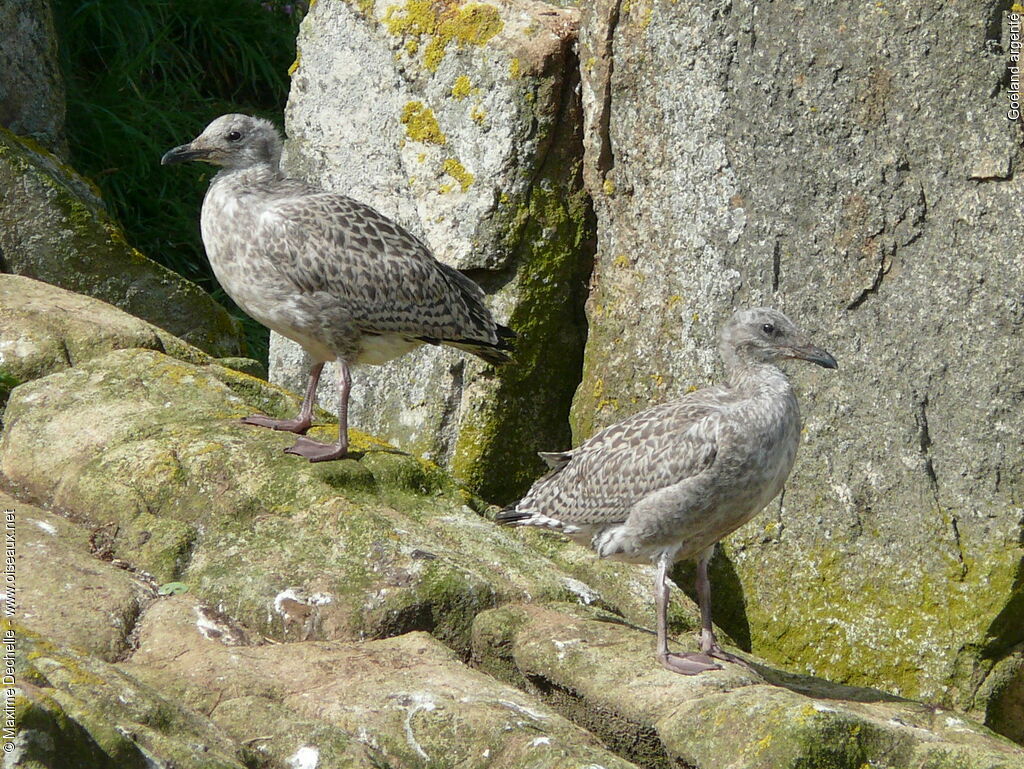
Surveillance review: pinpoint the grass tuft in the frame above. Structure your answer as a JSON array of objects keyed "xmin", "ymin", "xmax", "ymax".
[{"xmin": 52, "ymin": 0, "xmax": 307, "ymax": 363}]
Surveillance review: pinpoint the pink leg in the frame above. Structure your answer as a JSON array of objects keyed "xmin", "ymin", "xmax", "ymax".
[
  {"xmin": 655, "ymin": 552, "xmax": 722, "ymax": 675},
  {"xmin": 695, "ymin": 547, "xmax": 750, "ymax": 668},
  {"xmin": 285, "ymin": 361, "xmax": 351, "ymax": 462},
  {"xmin": 241, "ymin": 362, "xmax": 324, "ymax": 434}
]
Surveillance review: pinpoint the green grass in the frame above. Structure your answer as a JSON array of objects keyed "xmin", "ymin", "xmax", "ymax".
[{"xmin": 53, "ymin": 0, "xmax": 306, "ymax": 363}]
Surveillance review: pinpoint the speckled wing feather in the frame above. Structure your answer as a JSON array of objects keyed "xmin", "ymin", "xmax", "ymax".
[
  {"xmin": 508, "ymin": 389, "xmax": 731, "ymax": 526},
  {"xmin": 255, "ymin": 186, "xmax": 507, "ymax": 350}
]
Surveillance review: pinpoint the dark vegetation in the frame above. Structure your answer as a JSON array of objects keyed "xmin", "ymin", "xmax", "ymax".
[{"xmin": 53, "ymin": 0, "xmax": 306, "ymax": 363}]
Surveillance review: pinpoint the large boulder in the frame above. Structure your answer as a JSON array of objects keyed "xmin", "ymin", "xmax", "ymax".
[
  {"xmin": 13, "ymin": 629, "xmax": 250, "ymax": 769},
  {"xmin": 272, "ymin": 0, "xmax": 594, "ymax": 502},
  {"xmin": 473, "ymin": 602, "xmax": 1024, "ymax": 769},
  {"xmin": 0, "ymin": 128, "xmax": 244, "ymax": 357},
  {"xmin": 10, "ymin": 489, "xmax": 638, "ymax": 768},
  {"xmin": 0, "ymin": 0, "xmax": 65, "ymax": 155},
  {"xmin": 122, "ymin": 598, "xmax": 639, "ymax": 769},
  {"xmin": 573, "ymin": 0, "xmax": 1024, "ymax": 736},
  {"xmin": 0, "ymin": 344, "xmax": 701, "ymax": 655},
  {"xmin": 5, "ymin": 279, "xmax": 1022, "ymax": 765}
]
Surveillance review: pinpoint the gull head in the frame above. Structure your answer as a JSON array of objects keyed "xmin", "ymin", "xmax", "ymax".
[
  {"xmin": 161, "ymin": 114, "xmax": 283, "ymax": 171},
  {"xmin": 720, "ymin": 307, "xmax": 838, "ymax": 371}
]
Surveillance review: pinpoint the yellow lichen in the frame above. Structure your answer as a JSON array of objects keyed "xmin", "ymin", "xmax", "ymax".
[
  {"xmin": 452, "ymin": 75, "xmax": 473, "ymax": 100},
  {"xmin": 442, "ymin": 157, "xmax": 474, "ymax": 191},
  {"xmin": 384, "ymin": 0, "xmax": 503, "ymax": 72},
  {"xmin": 470, "ymin": 105, "xmax": 487, "ymax": 124},
  {"xmin": 509, "ymin": 57, "xmax": 521, "ymax": 78},
  {"xmin": 288, "ymin": 52, "xmax": 301, "ymax": 77},
  {"xmin": 383, "ymin": 0, "xmax": 435, "ymax": 37},
  {"xmin": 602, "ymin": 178, "xmax": 616, "ymax": 196},
  {"xmin": 400, "ymin": 101, "xmax": 447, "ymax": 145}
]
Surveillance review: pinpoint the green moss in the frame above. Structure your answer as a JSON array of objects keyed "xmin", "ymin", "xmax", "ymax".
[
  {"xmin": 449, "ymin": 90, "xmax": 594, "ymax": 503},
  {"xmin": 442, "ymin": 157, "xmax": 474, "ymax": 191},
  {"xmin": 400, "ymin": 101, "xmax": 447, "ymax": 145},
  {"xmin": 0, "ymin": 370, "xmax": 21, "ymax": 409},
  {"xmin": 0, "ymin": 128, "xmax": 243, "ymax": 358},
  {"xmin": 727, "ymin": 532, "xmax": 1023, "ymax": 708},
  {"xmin": 384, "ymin": 0, "xmax": 503, "ymax": 72}
]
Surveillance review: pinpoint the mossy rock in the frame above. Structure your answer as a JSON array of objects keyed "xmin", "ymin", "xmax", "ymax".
[
  {"xmin": 13, "ymin": 627, "xmax": 249, "ymax": 768},
  {"xmin": 472, "ymin": 603, "xmax": 1024, "ymax": 769},
  {"xmin": 276, "ymin": 0, "xmax": 593, "ymax": 503},
  {"xmin": 8, "ymin": 490, "xmax": 146, "ymax": 662},
  {"xmin": 0, "ymin": 274, "xmax": 212, "ymax": 410},
  {"xmin": 122, "ymin": 598, "xmax": 640, "ymax": 769},
  {"xmin": 572, "ymin": 0, "xmax": 1024, "ymax": 736},
  {"xmin": 0, "ymin": 347, "xmax": 700, "ymax": 655},
  {"xmin": 0, "ymin": 127, "xmax": 242, "ymax": 357}
]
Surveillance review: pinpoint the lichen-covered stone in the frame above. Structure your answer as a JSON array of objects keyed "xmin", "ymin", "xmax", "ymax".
[
  {"xmin": 12, "ymin": 628, "xmax": 250, "ymax": 768},
  {"xmin": 0, "ymin": 274, "xmax": 212, "ymax": 410},
  {"xmin": 573, "ymin": 0, "xmax": 1024, "ymax": 732},
  {"xmin": 0, "ymin": 347, "xmax": 697, "ymax": 655},
  {"xmin": 0, "ymin": 0, "xmax": 66, "ymax": 155},
  {"xmin": 273, "ymin": 0, "xmax": 593, "ymax": 502},
  {"xmin": 472, "ymin": 603, "xmax": 1024, "ymax": 769},
  {"xmin": 8, "ymin": 491, "xmax": 148, "ymax": 662},
  {"xmin": 0, "ymin": 127, "xmax": 243, "ymax": 357},
  {"xmin": 121, "ymin": 597, "xmax": 640, "ymax": 769}
]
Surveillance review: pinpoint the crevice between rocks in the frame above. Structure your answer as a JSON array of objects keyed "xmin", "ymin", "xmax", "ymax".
[
  {"xmin": 521, "ymin": 672, "xmax": 686, "ymax": 769},
  {"xmin": 771, "ymin": 237, "xmax": 781, "ymax": 292},
  {"xmin": 985, "ymin": 0, "xmax": 1016, "ymax": 53},
  {"xmin": 915, "ymin": 393, "xmax": 966, "ymax": 579},
  {"xmin": 845, "ymin": 257, "xmax": 890, "ymax": 311},
  {"xmin": 594, "ymin": 0, "xmax": 622, "ymax": 181}
]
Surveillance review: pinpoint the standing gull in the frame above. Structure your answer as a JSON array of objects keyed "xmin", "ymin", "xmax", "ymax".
[
  {"xmin": 497, "ymin": 308, "xmax": 836, "ymax": 674},
  {"xmin": 162, "ymin": 114, "xmax": 513, "ymax": 462}
]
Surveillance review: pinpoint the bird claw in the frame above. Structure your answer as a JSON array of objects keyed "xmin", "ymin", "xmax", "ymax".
[
  {"xmin": 240, "ymin": 414, "xmax": 311, "ymax": 435},
  {"xmin": 701, "ymin": 642, "xmax": 753, "ymax": 670},
  {"xmin": 658, "ymin": 651, "xmax": 723, "ymax": 675},
  {"xmin": 284, "ymin": 436, "xmax": 349, "ymax": 462}
]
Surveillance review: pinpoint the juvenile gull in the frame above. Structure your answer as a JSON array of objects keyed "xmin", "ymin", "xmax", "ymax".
[
  {"xmin": 497, "ymin": 308, "xmax": 837, "ymax": 675},
  {"xmin": 162, "ymin": 114, "xmax": 514, "ymax": 461}
]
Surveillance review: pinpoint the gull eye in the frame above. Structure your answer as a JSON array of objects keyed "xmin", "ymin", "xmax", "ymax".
[
  {"xmin": 226, "ymin": 130, "xmax": 242, "ymax": 142},
  {"xmin": 762, "ymin": 323, "xmax": 775, "ymax": 335}
]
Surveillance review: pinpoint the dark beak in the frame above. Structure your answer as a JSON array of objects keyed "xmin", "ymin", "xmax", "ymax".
[
  {"xmin": 161, "ymin": 143, "xmax": 206, "ymax": 165},
  {"xmin": 788, "ymin": 344, "xmax": 838, "ymax": 370}
]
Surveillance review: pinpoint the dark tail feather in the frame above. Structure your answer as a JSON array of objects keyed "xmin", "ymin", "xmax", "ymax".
[
  {"xmin": 495, "ymin": 505, "xmax": 531, "ymax": 526},
  {"xmin": 421, "ymin": 324, "xmax": 516, "ymax": 365}
]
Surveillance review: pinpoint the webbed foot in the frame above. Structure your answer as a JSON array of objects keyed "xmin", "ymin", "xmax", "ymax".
[
  {"xmin": 284, "ymin": 436, "xmax": 349, "ymax": 462},
  {"xmin": 658, "ymin": 651, "xmax": 723, "ymax": 675},
  {"xmin": 240, "ymin": 414, "xmax": 312, "ymax": 434}
]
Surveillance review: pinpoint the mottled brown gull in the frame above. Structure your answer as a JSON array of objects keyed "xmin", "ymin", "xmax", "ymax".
[
  {"xmin": 497, "ymin": 308, "xmax": 836, "ymax": 675},
  {"xmin": 162, "ymin": 114, "xmax": 513, "ymax": 462}
]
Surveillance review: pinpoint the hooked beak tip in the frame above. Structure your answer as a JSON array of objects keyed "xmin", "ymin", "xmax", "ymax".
[
  {"xmin": 161, "ymin": 144, "xmax": 202, "ymax": 166},
  {"xmin": 789, "ymin": 345, "xmax": 838, "ymax": 370},
  {"xmin": 808, "ymin": 349, "xmax": 839, "ymax": 370}
]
